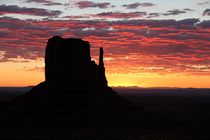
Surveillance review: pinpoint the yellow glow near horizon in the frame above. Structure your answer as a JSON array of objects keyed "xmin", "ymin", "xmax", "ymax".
[
  {"xmin": 0, "ymin": 61, "xmax": 210, "ymax": 88},
  {"xmin": 107, "ymin": 73, "xmax": 210, "ymax": 88},
  {"xmin": 0, "ymin": 61, "xmax": 44, "ymax": 87}
]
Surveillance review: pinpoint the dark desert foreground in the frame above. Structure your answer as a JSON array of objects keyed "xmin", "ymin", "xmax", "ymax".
[
  {"xmin": 116, "ymin": 87, "xmax": 210, "ymax": 132},
  {"xmin": 0, "ymin": 87, "xmax": 210, "ymax": 139}
]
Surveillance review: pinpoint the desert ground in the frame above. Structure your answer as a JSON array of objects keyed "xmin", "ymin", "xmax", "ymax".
[{"xmin": 0, "ymin": 87, "xmax": 210, "ymax": 139}]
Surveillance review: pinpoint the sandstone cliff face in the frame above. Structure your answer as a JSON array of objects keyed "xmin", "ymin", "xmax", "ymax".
[{"xmin": 45, "ymin": 36, "xmax": 107, "ymax": 85}]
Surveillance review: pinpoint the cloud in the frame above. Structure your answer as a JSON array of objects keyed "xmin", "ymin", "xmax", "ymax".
[
  {"xmin": 203, "ymin": 9, "xmax": 210, "ymax": 16},
  {"xmin": 197, "ymin": 2, "xmax": 209, "ymax": 5},
  {"xmin": 0, "ymin": 17, "xmax": 210, "ymax": 74},
  {"xmin": 25, "ymin": 0, "xmax": 62, "ymax": 6},
  {"xmin": 63, "ymin": 15, "xmax": 90, "ymax": 19},
  {"xmin": 92, "ymin": 12, "xmax": 147, "ymax": 19},
  {"xmin": 147, "ymin": 9, "xmax": 193, "ymax": 18},
  {"xmin": 183, "ymin": 8, "xmax": 194, "ymax": 11},
  {"xmin": 123, "ymin": 2, "xmax": 155, "ymax": 9},
  {"xmin": 109, "ymin": 18, "xmax": 199, "ymax": 29},
  {"xmin": 198, "ymin": 20, "xmax": 210, "ymax": 28},
  {"xmin": 76, "ymin": 1, "xmax": 112, "ymax": 9},
  {"xmin": 147, "ymin": 13, "xmax": 161, "ymax": 18},
  {"xmin": 23, "ymin": 66, "xmax": 44, "ymax": 72},
  {"xmin": 163, "ymin": 9, "xmax": 186, "ymax": 16},
  {"xmin": 0, "ymin": 4, "xmax": 61, "ymax": 17}
]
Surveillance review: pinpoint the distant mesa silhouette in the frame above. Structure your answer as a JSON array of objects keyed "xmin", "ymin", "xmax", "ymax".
[{"xmin": 9, "ymin": 36, "xmax": 134, "ymax": 108}]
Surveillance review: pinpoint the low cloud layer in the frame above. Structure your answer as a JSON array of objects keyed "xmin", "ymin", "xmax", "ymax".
[{"xmin": 0, "ymin": 16, "xmax": 210, "ymax": 75}]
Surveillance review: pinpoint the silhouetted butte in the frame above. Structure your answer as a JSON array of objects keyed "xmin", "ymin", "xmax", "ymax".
[
  {"xmin": 45, "ymin": 36, "xmax": 107, "ymax": 86},
  {"xmin": 10, "ymin": 36, "xmax": 134, "ymax": 108}
]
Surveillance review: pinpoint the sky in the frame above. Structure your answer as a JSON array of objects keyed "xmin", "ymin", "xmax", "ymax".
[{"xmin": 0, "ymin": 0, "xmax": 210, "ymax": 88}]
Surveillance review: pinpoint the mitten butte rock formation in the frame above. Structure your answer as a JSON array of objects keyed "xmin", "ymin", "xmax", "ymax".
[
  {"xmin": 10, "ymin": 36, "xmax": 134, "ymax": 108},
  {"xmin": 45, "ymin": 36, "xmax": 107, "ymax": 86}
]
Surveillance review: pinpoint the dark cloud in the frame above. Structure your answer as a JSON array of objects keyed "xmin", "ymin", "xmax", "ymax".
[
  {"xmin": 147, "ymin": 9, "xmax": 193, "ymax": 18},
  {"xmin": 183, "ymin": 8, "xmax": 194, "ymax": 11},
  {"xmin": 25, "ymin": 0, "xmax": 62, "ymax": 6},
  {"xmin": 177, "ymin": 18, "xmax": 200, "ymax": 26},
  {"xmin": 163, "ymin": 9, "xmax": 186, "ymax": 16},
  {"xmin": 0, "ymin": 4, "xmax": 61, "ymax": 17},
  {"xmin": 197, "ymin": 2, "xmax": 209, "ymax": 5},
  {"xmin": 203, "ymin": 9, "xmax": 210, "ymax": 16},
  {"xmin": 110, "ymin": 18, "xmax": 199, "ymax": 29},
  {"xmin": 76, "ymin": 1, "xmax": 112, "ymax": 9},
  {"xmin": 92, "ymin": 12, "xmax": 147, "ymax": 19},
  {"xmin": 63, "ymin": 15, "xmax": 90, "ymax": 19},
  {"xmin": 147, "ymin": 13, "xmax": 161, "ymax": 18},
  {"xmin": 123, "ymin": 2, "xmax": 155, "ymax": 9},
  {"xmin": 198, "ymin": 20, "xmax": 210, "ymax": 28}
]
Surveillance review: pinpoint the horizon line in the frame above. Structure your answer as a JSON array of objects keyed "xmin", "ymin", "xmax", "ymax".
[{"xmin": 0, "ymin": 86, "xmax": 210, "ymax": 89}]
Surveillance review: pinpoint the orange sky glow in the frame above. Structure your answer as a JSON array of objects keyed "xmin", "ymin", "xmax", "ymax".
[
  {"xmin": 0, "ymin": 57, "xmax": 210, "ymax": 88},
  {"xmin": 0, "ymin": 1, "xmax": 210, "ymax": 88}
]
